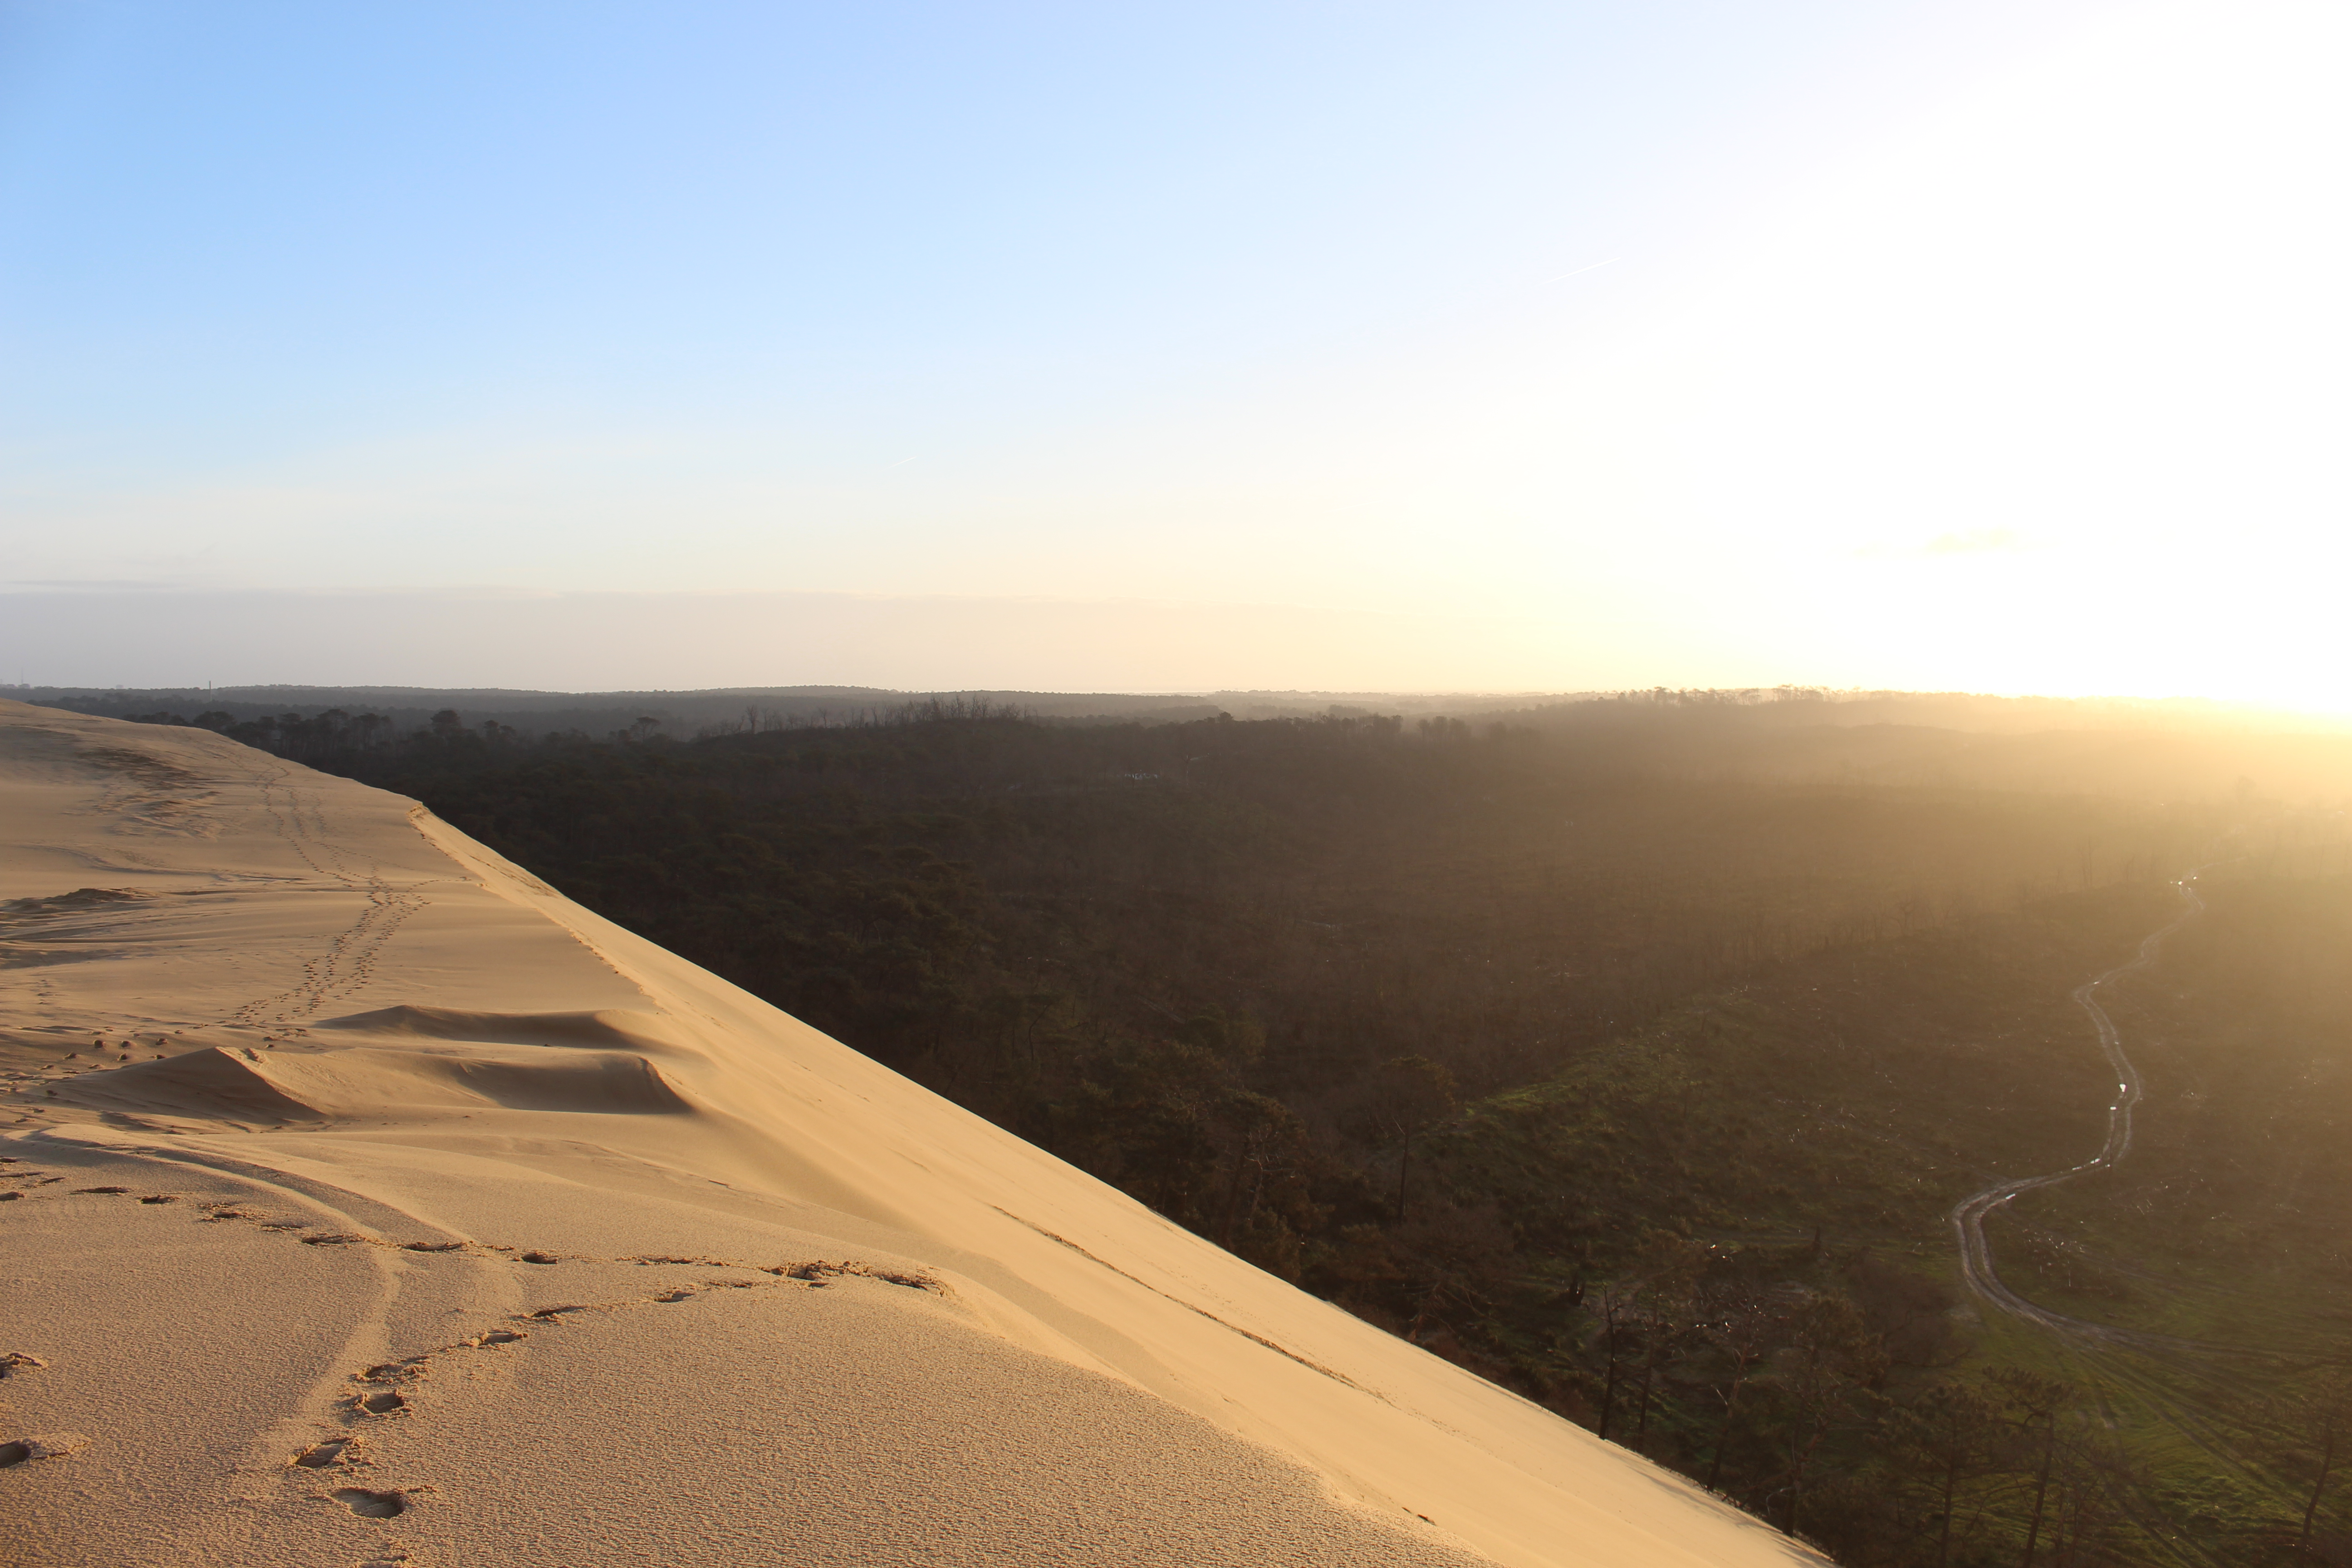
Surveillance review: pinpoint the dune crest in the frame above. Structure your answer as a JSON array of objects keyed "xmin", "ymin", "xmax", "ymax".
[{"xmin": 0, "ymin": 700, "xmax": 1824, "ymax": 1568}]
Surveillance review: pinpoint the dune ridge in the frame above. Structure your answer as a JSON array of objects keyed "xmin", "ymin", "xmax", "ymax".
[{"xmin": 0, "ymin": 699, "xmax": 1824, "ymax": 1568}]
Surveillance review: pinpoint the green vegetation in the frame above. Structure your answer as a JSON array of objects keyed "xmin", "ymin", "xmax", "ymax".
[{"xmin": 111, "ymin": 696, "xmax": 2352, "ymax": 1564}]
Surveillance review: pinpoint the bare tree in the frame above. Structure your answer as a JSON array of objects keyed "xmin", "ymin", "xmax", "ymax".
[
  {"xmin": 1698, "ymin": 1281, "xmax": 1784, "ymax": 1492},
  {"xmin": 1368, "ymin": 1054, "xmax": 1456, "ymax": 1223},
  {"xmin": 1989, "ymin": 1367, "xmax": 2074, "ymax": 1568},
  {"xmin": 1587, "ymin": 1280, "xmax": 1633, "ymax": 1441},
  {"xmin": 2264, "ymin": 1362, "xmax": 2352, "ymax": 1558},
  {"xmin": 1891, "ymin": 1377, "xmax": 2009, "ymax": 1568},
  {"xmin": 1767, "ymin": 1294, "xmax": 1886, "ymax": 1540}
]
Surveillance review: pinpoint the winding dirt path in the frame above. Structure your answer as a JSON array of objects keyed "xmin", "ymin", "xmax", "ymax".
[
  {"xmin": 1948, "ymin": 872, "xmax": 2210, "ymax": 1343},
  {"xmin": 1929, "ymin": 871, "xmax": 2316, "ymax": 1568}
]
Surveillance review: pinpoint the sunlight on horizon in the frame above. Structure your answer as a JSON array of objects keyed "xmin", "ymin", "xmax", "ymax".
[
  {"xmin": 1515, "ymin": 0, "xmax": 2352, "ymax": 710},
  {"xmin": 2, "ymin": 1, "xmax": 2344, "ymax": 704}
]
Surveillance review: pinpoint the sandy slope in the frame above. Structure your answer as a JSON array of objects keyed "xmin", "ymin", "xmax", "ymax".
[{"xmin": 0, "ymin": 701, "xmax": 1825, "ymax": 1568}]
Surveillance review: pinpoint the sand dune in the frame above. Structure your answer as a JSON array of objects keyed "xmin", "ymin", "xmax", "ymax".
[{"xmin": 0, "ymin": 700, "xmax": 1825, "ymax": 1568}]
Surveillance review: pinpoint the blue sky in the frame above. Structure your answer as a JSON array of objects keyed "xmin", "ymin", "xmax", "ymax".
[{"xmin": 5, "ymin": 1, "xmax": 2347, "ymax": 699}]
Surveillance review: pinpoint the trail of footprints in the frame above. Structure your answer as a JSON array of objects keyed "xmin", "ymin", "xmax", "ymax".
[
  {"xmin": 220, "ymin": 880, "xmax": 426, "ymax": 1030},
  {"xmin": 3, "ymin": 1167, "xmax": 948, "ymax": 1287},
  {"xmin": 3, "ymin": 1172, "xmax": 945, "ymax": 1551},
  {"xmin": 221, "ymin": 765, "xmax": 433, "ymax": 1030},
  {"xmin": 0, "ymin": 1353, "xmax": 84, "ymax": 1472}
]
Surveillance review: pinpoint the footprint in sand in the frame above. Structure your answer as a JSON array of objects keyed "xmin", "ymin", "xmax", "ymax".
[
  {"xmin": 526, "ymin": 1305, "xmax": 588, "ymax": 1321},
  {"xmin": 355, "ymin": 1391, "xmax": 408, "ymax": 1416},
  {"xmin": 292, "ymin": 1436, "xmax": 362, "ymax": 1469},
  {"xmin": 0, "ymin": 1433, "xmax": 92, "ymax": 1466},
  {"xmin": 332, "ymin": 1487, "xmax": 409, "ymax": 1518},
  {"xmin": 0, "ymin": 1353, "xmax": 47, "ymax": 1378}
]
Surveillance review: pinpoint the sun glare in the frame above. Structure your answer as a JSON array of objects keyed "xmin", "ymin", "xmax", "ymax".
[{"xmin": 1570, "ymin": 0, "xmax": 2352, "ymax": 707}]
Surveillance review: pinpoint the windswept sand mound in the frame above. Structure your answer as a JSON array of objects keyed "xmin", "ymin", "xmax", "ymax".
[
  {"xmin": 0, "ymin": 700, "xmax": 1825, "ymax": 1568},
  {"xmin": 61, "ymin": 1046, "xmax": 331, "ymax": 1123},
  {"xmin": 69, "ymin": 1041, "xmax": 696, "ymax": 1122},
  {"xmin": 2, "ymin": 887, "xmax": 156, "ymax": 915},
  {"xmin": 314, "ymin": 1004, "xmax": 692, "ymax": 1055}
]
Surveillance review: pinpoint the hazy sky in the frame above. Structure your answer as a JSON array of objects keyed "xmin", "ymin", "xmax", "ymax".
[{"xmin": 4, "ymin": 1, "xmax": 2346, "ymax": 701}]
